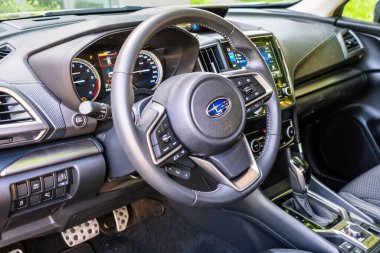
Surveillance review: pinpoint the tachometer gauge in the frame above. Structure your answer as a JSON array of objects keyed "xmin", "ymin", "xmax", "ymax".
[
  {"xmin": 132, "ymin": 50, "xmax": 163, "ymax": 89},
  {"xmin": 71, "ymin": 58, "xmax": 101, "ymax": 101}
]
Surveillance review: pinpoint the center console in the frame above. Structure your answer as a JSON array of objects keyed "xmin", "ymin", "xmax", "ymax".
[
  {"xmin": 273, "ymin": 187, "xmax": 380, "ymax": 253},
  {"xmin": 266, "ymin": 148, "xmax": 380, "ymax": 253}
]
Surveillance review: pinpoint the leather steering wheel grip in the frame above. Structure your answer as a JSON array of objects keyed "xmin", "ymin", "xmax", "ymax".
[{"xmin": 111, "ymin": 7, "xmax": 281, "ymax": 207}]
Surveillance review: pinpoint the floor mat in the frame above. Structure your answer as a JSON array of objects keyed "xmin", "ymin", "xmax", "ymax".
[
  {"xmin": 89, "ymin": 202, "xmax": 243, "ymax": 253},
  {"xmin": 60, "ymin": 244, "xmax": 94, "ymax": 253}
]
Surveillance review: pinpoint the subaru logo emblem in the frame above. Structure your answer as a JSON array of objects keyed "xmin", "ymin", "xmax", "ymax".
[{"xmin": 206, "ymin": 97, "xmax": 231, "ymax": 118}]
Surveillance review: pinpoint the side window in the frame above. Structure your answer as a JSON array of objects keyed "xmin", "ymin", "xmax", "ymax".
[{"xmin": 342, "ymin": 0, "xmax": 379, "ymax": 23}]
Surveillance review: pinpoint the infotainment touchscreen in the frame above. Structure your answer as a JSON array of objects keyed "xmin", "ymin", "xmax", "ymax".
[{"xmin": 222, "ymin": 38, "xmax": 280, "ymax": 78}]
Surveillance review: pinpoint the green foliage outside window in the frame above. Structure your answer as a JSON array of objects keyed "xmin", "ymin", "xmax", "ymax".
[
  {"xmin": 0, "ymin": 0, "xmax": 61, "ymax": 19},
  {"xmin": 190, "ymin": 0, "xmax": 293, "ymax": 3},
  {"xmin": 342, "ymin": 0, "xmax": 378, "ymax": 22}
]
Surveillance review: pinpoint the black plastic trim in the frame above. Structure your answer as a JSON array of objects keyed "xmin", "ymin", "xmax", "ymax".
[{"xmin": 0, "ymin": 137, "xmax": 103, "ymax": 177}]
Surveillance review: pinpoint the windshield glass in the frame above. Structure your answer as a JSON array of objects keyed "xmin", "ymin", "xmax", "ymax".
[{"xmin": 0, "ymin": 0, "xmax": 298, "ymax": 21}]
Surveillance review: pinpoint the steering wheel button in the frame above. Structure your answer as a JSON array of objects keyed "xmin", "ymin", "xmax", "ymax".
[
  {"xmin": 162, "ymin": 145, "xmax": 171, "ymax": 154},
  {"xmin": 172, "ymin": 153, "xmax": 181, "ymax": 161},
  {"xmin": 170, "ymin": 149, "xmax": 188, "ymax": 162},
  {"xmin": 171, "ymin": 139, "xmax": 179, "ymax": 148},
  {"xmin": 155, "ymin": 126, "xmax": 164, "ymax": 136},
  {"xmin": 174, "ymin": 168, "xmax": 182, "ymax": 177},
  {"xmin": 242, "ymin": 85, "xmax": 253, "ymax": 95},
  {"xmin": 182, "ymin": 169, "xmax": 191, "ymax": 180},
  {"xmin": 254, "ymin": 84, "xmax": 266, "ymax": 96},
  {"xmin": 161, "ymin": 132, "xmax": 172, "ymax": 144},
  {"xmin": 161, "ymin": 117, "xmax": 170, "ymax": 130}
]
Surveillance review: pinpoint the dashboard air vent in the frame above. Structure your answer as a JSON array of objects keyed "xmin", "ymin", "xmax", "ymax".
[
  {"xmin": 0, "ymin": 91, "xmax": 34, "ymax": 124},
  {"xmin": 0, "ymin": 87, "xmax": 47, "ymax": 148},
  {"xmin": 343, "ymin": 31, "xmax": 360, "ymax": 53},
  {"xmin": 198, "ymin": 45, "xmax": 225, "ymax": 73},
  {"xmin": 0, "ymin": 44, "xmax": 13, "ymax": 61}
]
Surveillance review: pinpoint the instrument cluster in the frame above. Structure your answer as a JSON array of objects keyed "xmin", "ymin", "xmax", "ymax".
[{"xmin": 71, "ymin": 47, "xmax": 164, "ymax": 102}]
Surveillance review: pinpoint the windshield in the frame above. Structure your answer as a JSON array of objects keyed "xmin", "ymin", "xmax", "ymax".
[{"xmin": 0, "ymin": 0, "xmax": 298, "ymax": 21}]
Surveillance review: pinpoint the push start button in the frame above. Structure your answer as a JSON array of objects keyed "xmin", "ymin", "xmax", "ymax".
[{"xmin": 73, "ymin": 114, "xmax": 87, "ymax": 127}]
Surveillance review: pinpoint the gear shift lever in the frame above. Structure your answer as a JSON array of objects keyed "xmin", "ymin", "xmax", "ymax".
[
  {"xmin": 289, "ymin": 155, "xmax": 336, "ymax": 227},
  {"xmin": 289, "ymin": 156, "xmax": 311, "ymax": 194}
]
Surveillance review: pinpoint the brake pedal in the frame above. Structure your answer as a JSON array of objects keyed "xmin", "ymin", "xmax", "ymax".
[
  {"xmin": 113, "ymin": 206, "xmax": 129, "ymax": 232},
  {"xmin": 61, "ymin": 219, "xmax": 99, "ymax": 247}
]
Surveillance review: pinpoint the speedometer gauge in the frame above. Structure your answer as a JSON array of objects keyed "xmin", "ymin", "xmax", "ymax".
[
  {"xmin": 71, "ymin": 58, "xmax": 101, "ymax": 101},
  {"xmin": 132, "ymin": 50, "xmax": 163, "ymax": 89}
]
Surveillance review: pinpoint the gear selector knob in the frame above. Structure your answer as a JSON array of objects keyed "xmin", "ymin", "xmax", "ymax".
[{"xmin": 289, "ymin": 156, "xmax": 311, "ymax": 194}]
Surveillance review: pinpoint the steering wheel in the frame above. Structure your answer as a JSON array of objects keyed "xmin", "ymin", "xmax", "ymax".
[{"xmin": 111, "ymin": 8, "xmax": 281, "ymax": 207}]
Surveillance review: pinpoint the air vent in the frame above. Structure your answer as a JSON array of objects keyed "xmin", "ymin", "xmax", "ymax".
[
  {"xmin": 343, "ymin": 31, "xmax": 360, "ymax": 53},
  {"xmin": 0, "ymin": 91, "xmax": 34, "ymax": 124},
  {"xmin": 0, "ymin": 87, "xmax": 47, "ymax": 148},
  {"xmin": 0, "ymin": 44, "xmax": 13, "ymax": 61},
  {"xmin": 198, "ymin": 45, "xmax": 225, "ymax": 73}
]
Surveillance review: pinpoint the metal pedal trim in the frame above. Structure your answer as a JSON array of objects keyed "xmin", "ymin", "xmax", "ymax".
[
  {"xmin": 8, "ymin": 250, "xmax": 23, "ymax": 253},
  {"xmin": 113, "ymin": 206, "xmax": 129, "ymax": 232},
  {"xmin": 61, "ymin": 218, "xmax": 99, "ymax": 247}
]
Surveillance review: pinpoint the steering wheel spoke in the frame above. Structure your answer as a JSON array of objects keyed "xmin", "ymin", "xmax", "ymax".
[
  {"xmin": 220, "ymin": 70, "xmax": 274, "ymax": 114},
  {"xmin": 140, "ymin": 102, "xmax": 188, "ymax": 166},
  {"xmin": 189, "ymin": 135, "xmax": 261, "ymax": 192}
]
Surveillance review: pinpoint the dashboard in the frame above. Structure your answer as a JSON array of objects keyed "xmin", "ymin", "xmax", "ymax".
[{"xmin": 70, "ymin": 29, "xmax": 295, "ymax": 119}]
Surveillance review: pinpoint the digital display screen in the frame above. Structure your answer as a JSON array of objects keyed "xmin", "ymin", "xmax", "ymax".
[
  {"xmin": 222, "ymin": 40, "xmax": 280, "ymax": 77},
  {"xmin": 225, "ymin": 47, "xmax": 248, "ymax": 69},
  {"xmin": 257, "ymin": 44, "xmax": 278, "ymax": 71},
  {"xmin": 97, "ymin": 50, "xmax": 118, "ymax": 92}
]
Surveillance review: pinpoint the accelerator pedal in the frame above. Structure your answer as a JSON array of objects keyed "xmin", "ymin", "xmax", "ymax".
[
  {"xmin": 61, "ymin": 219, "xmax": 99, "ymax": 247},
  {"xmin": 113, "ymin": 206, "xmax": 129, "ymax": 232}
]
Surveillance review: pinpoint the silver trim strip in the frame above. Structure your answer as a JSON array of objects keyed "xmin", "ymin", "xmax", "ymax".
[{"xmin": 0, "ymin": 138, "xmax": 102, "ymax": 177}]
